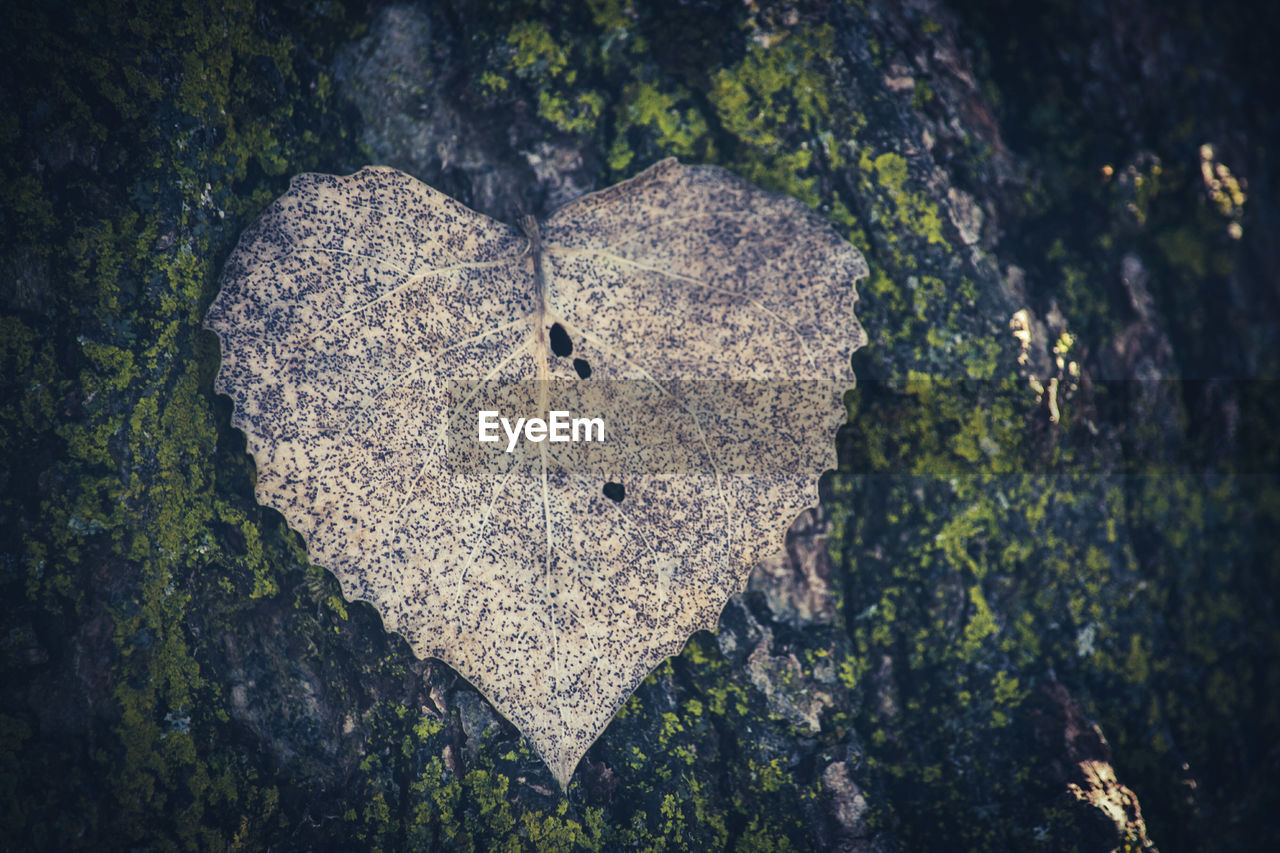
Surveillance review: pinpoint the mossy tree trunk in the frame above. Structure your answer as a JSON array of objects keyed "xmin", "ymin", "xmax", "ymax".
[{"xmin": 2, "ymin": 0, "xmax": 1276, "ymax": 850}]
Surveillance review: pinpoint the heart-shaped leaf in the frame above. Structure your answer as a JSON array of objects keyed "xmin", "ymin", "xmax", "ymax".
[{"xmin": 205, "ymin": 158, "xmax": 867, "ymax": 786}]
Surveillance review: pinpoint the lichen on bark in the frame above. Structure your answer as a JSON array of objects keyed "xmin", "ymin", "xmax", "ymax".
[{"xmin": 2, "ymin": 0, "xmax": 1276, "ymax": 850}]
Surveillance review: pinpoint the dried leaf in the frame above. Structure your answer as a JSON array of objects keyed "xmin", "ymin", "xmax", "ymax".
[{"xmin": 205, "ymin": 158, "xmax": 867, "ymax": 786}]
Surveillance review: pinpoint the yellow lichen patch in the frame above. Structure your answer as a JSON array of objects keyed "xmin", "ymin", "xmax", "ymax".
[{"xmin": 1198, "ymin": 143, "xmax": 1247, "ymax": 237}]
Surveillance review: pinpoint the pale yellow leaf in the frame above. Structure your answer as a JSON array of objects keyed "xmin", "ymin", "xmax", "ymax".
[{"xmin": 205, "ymin": 158, "xmax": 867, "ymax": 787}]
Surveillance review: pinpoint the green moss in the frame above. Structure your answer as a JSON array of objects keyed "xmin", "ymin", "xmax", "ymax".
[
  {"xmin": 1155, "ymin": 225, "xmax": 1208, "ymax": 278},
  {"xmin": 507, "ymin": 20, "xmax": 569, "ymax": 78},
  {"xmin": 750, "ymin": 757, "xmax": 789, "ymax": 794},
  {"xmin": 0, "ymin": 0, "xmax": 364, "ymax": 845},
  {"xmin": 538, "ymin": 88, "xmax": 607, "ymax": 134},
  {"xmin": 709, "ymin": 27, "xmax": 833, "ymax": 152},
  {"xmin": 911, "ymin": 78, "xmax": 935, "ymax": 109},
  {"xmin": 705, "ymin": 26, "xmax": 846, "ymax": 207},
  {"xmin": 858, "ymin": 149, "xmax": 948, "ymax": 249},
  {"xmin": 616, "ymin": 81, "xmax": 713, "ymax": 161}
]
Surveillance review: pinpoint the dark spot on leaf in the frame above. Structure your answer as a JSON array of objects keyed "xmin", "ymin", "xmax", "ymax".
[
  {"xmin": 603, "ymin": 482, "xmax": 625, "ymax": 503},
  {"xmin": 550, "ymin": 322, "xmax": 572, "ymax": 357},
  {"xmin": 573, "ymin": 358, "xmax": 591, "ymax": 379}
]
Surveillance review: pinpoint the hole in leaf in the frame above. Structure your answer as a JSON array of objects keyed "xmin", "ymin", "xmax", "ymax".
[
  {"xmin": 573, "ymin": 358, "xmax": 591, "ymax": 379},
  {"xmin": 550, "ymin": 323, "xmax": 572, "ymax": 357},
  {"xmin": 603, "ymin": 482, "xmax": 625, "ymax": 503}
]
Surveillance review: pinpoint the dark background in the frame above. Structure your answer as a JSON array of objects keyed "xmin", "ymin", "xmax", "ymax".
[{"xmin": 2, "ymin": 0, "xmax": 1276, "ymax": 849}]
